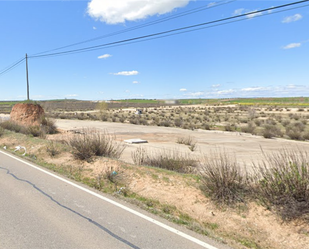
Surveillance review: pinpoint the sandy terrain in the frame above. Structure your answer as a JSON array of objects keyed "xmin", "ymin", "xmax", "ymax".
[{"xmin": 54, "ymin": 119, "xmax": 309, "ymax": 169}]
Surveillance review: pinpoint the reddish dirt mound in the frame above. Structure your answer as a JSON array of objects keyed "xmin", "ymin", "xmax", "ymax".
[{"xmin": 10, "ymin": 103, "xmax": 45, "ymax": 126}]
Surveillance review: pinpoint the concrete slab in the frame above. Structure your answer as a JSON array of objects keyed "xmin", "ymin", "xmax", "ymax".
[{"xmin": 124, "ymin": 139, "xmax": 148, "ymax": 144}]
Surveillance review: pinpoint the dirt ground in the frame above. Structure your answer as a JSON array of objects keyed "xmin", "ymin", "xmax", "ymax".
[
  {"xmin": 54, "ymin": 118, "xmax": 309, "ymax": 170},
  {"xmin": 2, "ymin": 115, "xmax": 309, "ymax": 249}
]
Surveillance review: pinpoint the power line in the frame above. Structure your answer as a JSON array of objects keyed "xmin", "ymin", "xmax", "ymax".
[
  {"xmin": 28, "ymin": 0, "xmax": 309, "ymax": 59},
  {"xmin": 32, "ymin": 0, "xmax": 236, "ymax": 56},
  {"xmin": 57, "ymin": 1, "xmax": 309, "ymax": 57},
  {"xmin": 0, "ymin": 57, "xmax": 25, "ymax": 77}
]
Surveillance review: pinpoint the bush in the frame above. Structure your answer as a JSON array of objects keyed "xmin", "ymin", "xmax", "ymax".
[
  {"xmin": 177, "ymin": 136, "xmax": 194, "ymax": 146},
  {"xmin": 0, "ymin": 119, "xmax": 55, "ymax": 138},
  {"xmin": 174, "ymin": 118, "xmax": 183, "ymax": 127},
  {"xmin": 0, "ymin": 121, "xmax": 23, "ymax": 133},
  {"xmin": 0, "ymin": 127, "xmax": 4, "ymax": 137},
  {"xmin": 41, "ymin": 118, "xmax": 57, "ymax": 134},
  {"xmin": 262, "ymin": 124, "xmax": 282, "ymax": 138},
  {"xmin": 199, "ymin": 150, "xmax": 249, "ymax": 205},
  {"xmin": 241, "ymin": 122, "xmax": 256, "ymax": 134},
  {"xmin": 46, "ymin": 141, "xmax": 60, "ymax": 157},
  {"xmin": 27, "ymin": 125, "xmax": 45, "ymax": 138},
  {"xmin": 131, "ymin": 147, "xmax": 197, "ymax": 173},
  {"xmin": 253, "ymin": 148, "xmax": 309, "ymax": 220},
  {"xmin": 286, "ymin": 129, "xmax": 303, "ymax": 141},
  {"xmin": 69, "ymin": 129, "xmax": 125, "ymax": 161}
]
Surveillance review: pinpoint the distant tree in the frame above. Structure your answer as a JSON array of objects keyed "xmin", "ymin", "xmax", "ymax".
[{"xmin": 97, "ymin": 101, "xmax": 109, "ymax": 116}]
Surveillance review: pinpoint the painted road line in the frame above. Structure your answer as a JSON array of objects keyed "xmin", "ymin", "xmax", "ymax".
[{"xmin": 0, "ymin": 150, "xmax": 218, "ymax": 249}]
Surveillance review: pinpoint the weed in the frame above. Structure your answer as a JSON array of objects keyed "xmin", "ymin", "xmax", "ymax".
[
  {"xmin": 253, "ymin": 148, "xmax": 309, "ymax": 221},
  {"xmin": 46, "ymin": 141, "xmax": 61, "ymax": 157},
  {"xmin": 199, "ymin": 150, "xmax": 249, "ymax": 205},
  {"xmin": 68, "ymin": 129, "xmax": 125, "ymax": 161},
  {"xmin": 41, "ymin": 118, "xmax": 57, "ymax": 134},
  {"xmin": 132, "ymin": 147, "xmax": 197, "ymax": 173},
  {"xmin": 177, "ymin": 136, "xmax": 194, "ymax": 146}
]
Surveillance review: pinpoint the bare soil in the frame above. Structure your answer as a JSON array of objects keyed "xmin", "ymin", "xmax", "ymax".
[
  {"xmin": 54, "ymin": 118, "xmax": 309, "ymax": 169},
  {"xmin": 2, "ymin": 118, "xmax": 309, "ymax": 249}
]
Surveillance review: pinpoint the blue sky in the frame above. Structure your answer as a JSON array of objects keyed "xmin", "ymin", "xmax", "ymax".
[{"xmin": 0, "ymin": 0, "xmax": 308, "ymax": 101}]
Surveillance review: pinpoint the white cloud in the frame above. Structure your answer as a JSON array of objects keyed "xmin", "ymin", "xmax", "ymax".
[
  {"xmin": 233, "ymin": 8, "xmax": 262, "ymax": 19},
  {"xmin": 125, "ymin": 90, "xmax": 130, "ymax": 93},
  {"xmin": 112, "ymin": 70, "xmax": 139, "ymax": 76},
  {"xmin": 98, "ymin": 54, "xmax": 112, "ymax": 59},
  {"xmin": 133, "ymin": 81, "xmax": 139, "ymax": 84},
  {"xmin": 66, "ymin": 94, "xmax": 78, "ymax": 97},
  {"xmin": 212, "ymin": 84, "xmax": 220, "ymax": 88},
  {"xmin": 87, "ymin": 0, "xmax": 192, "ymax": 24},
  {"xmin": 282, "ymin": 14, "xmax": 302, "ymax": 23},
  {"xmin": 233, "ymin": 8, "xmax": 245, "ymax": 16},
  {"xmin": 93, "ymin": 26, "xmax": 97, "ymax": 30},
  {"xmin": 184, "ymin": 91, "xmax": 204, "ymax": 97},
  {"xmin": 217, "ymin": 89, "xmax": 235, "ymax": 95},
  {"xmin": 207, "ymin": 2, "xmax": 216, "ymax": 7},
  {"xmin": 246, "ymin": 10, "xmax": 263, "ymax": 19},
  {"xmin": 241, "ymin": 87, "xmax": 266, "ymax": 92},
  {"xmin": 282, "ymin": 43, "xmax": 301, "ymax": 49},
  {"xmin": 179, "ymin": 88, "xmax": 187, "ymax": 92}
]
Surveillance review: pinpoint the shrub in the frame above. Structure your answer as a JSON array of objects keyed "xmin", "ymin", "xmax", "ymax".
[
  {"xmin": 303, "ymin": 132, "xmax": 309, "ymax": 141},
  {"xmin": 41, "ymin": 118, "xmax": 57, "ymax": 134},
  {"xmin": 0, "ymin": 127, "xmax": 4, "ymax": 137},
  {"xmin": 0, "ymin": 121, "xmax": 23, "ymax": 133},
  {"xmin": 286, "ymin": 129, "xmax": 303, "ymax": 141},
  {"xmin": 199, "ymin": 150, "xmax": 249, "ymax": 205},
  {"xmin": 177, "ymin": 136, "xmax": 194, "ymax": 146},
  {"xmin": 174, "ymin": 118, "xmax": 183, "ymax": 127},
  {"xmin": 158, "ymin": 120, "xmax": 171, "ymax": 127},
  {"xmin": 27, "ymin": 125, "xmax": 45, "ymax": 138},
  {"xmin": 241, "ymin": 122, "xmax": 256, "ymax": 134},
  {"xmin": 69, "ymin": 129, "xmax": 125, "ymax": 161},
  {"xmin": 131, "ymin": 147, "xmax": 197, "ymax": 173},
  {"xmin": 224, "ymin": 124, "xmax": 237, "ymax": 131},
  {"xmin": 262, "ymin": 124, "xmax": 282, "ymax": 138},
  {"xmin": 253, "ymin": 119, "xmax": 262, "ymax": 126},
  {"xmin": 253, "ymin": 148, "xmax": 309, "ymax": 220},
  {"xmin": 46, "ymin": 141, "xmax": 60, "ymax": 157},
  {"xmin": 0, "ymin": 119, "xmax": 55, "ymax": 138}
]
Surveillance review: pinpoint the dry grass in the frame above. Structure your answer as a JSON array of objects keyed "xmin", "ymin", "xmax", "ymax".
[
  {"xmin": 253, "ymin": 148, "xmax": 309, "ymax": 221},
  {"xmin": 132, "ymin": 147, "xmax": 197, "ymax": 173},
  {"xmin": 199, "ymin": 150, "xmax": 250, "ymax": 205},
  {"xmin": 68, "ymin": 128, "xmax": 126, "ymax": 161}
]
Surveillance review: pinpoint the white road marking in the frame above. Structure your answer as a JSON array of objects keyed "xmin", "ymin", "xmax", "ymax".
[{"xmin": 0, "ymin": 150, "xmax": 218, "ymax": 249}]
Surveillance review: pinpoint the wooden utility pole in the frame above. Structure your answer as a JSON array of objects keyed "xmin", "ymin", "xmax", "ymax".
[{"xmin": 26, "ymin": 53, "xmax": 30, "ymax": 101}]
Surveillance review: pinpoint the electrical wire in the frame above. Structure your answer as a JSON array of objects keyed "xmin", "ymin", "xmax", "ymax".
[
  {"xmin": 28, "ymin": 0, "xmax": 309, "ymax": 59},
  {"xmin": 32, "ymin": 0, "xmax": 236, "ymax": 56},
  {"xmin": 39, "ymin": 1, "xmax": 309, "ymax": 59},
  {"xmin": 0, "ymin": 57, "xmax": 25, "ymax": 77}
]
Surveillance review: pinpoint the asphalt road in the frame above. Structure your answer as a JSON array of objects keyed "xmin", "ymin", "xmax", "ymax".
[{"xmin": 0, "ymin": 150, "xmax": 232, "ymax": 249}]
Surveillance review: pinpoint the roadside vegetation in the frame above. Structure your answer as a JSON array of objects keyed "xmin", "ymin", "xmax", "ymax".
[
  {"xmin": 68, "ymin": 128, "xmax": 125, "ymax": 161},
  {"xmin": 1, "ymin": 125, "xmax": 309, "ymax": 248},
  {"xmin": 2, "ymin": 97, "xmax": 309, "ymax": 249},
  {"xmin": 0, "ymin": 118, "xmax": 57, "ymax": 138},
  {"xmin": 132, "ymin": 147, "xmax": 197, "ymax": 173},
  {"xmin": 13, "ymin": 98, "xmax": 306, "ymax": 143}
]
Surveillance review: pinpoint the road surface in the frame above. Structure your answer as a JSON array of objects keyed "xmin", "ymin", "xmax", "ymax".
[{"xmin": 0, "ymin": 150, "xmax": 231, "ymax": 249}]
